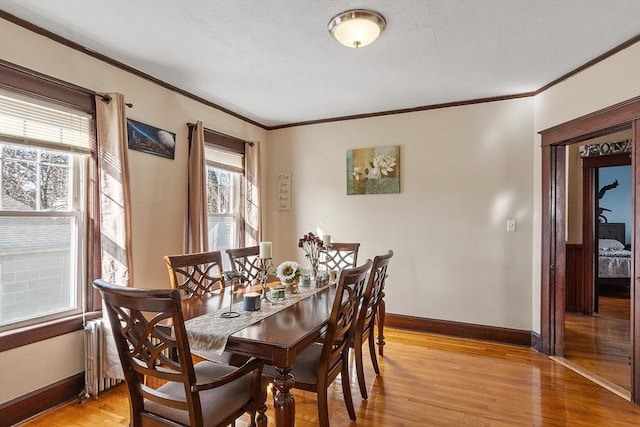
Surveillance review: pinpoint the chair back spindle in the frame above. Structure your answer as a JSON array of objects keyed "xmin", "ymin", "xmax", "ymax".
[
  {"xmin": 164, "ymin": 250, "xmax": 226, "ymax": 298},
  {"xmin": 226, "ymin": 246, "xmax": 263, "ymax": 286},
  {"xmin": 324, "ymin": 242, "xmax": 360, "ymax": 272}
]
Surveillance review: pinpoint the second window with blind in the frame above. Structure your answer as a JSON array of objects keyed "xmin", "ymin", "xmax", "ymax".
[{"xmin": 204, "ymin": 140, "xmax": 244, "ymax": 269}]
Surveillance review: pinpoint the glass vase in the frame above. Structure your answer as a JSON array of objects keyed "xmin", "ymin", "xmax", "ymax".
[{"xmin": 309, "ymin": 258, "xmax": 320, "ymax": 287}]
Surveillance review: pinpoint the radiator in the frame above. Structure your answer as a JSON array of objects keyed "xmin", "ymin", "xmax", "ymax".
[{"xmin": 81, "ymin": 318, "xmax": 121, "ymax": 400}]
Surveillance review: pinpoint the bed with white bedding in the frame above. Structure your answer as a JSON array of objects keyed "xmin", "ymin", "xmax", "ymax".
[
  {"xmin": 598, "ymin": 223, "xmax": 630, "ymax": 286},
  {"xmin": 598, "ymin": 239, "xmax": 631, "ymax": 278}
]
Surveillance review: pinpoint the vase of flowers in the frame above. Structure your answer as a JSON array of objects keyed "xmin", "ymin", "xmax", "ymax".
[
  {"xmin": 275, "ymin": 260, "xmax": 302, "ymax": 294},
  {"xmin": 298, "ymin": 232, "xmax": 324, "ymax": 286}
]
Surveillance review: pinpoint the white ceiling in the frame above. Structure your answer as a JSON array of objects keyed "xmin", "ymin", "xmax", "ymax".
[{"xmin": 1, "ymin": 0, "xmax": 639, "ymax": 128}]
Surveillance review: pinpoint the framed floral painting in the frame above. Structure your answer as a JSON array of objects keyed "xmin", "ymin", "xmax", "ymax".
[{"xmin": 347, "ymin": 145, "xmax": 400, "ymax": 195}]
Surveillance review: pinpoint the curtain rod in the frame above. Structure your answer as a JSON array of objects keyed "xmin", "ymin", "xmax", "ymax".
[
  {"xmin": 187, "ymin": 122, "xmax": 254, "ymax": 146},
  {"xmin": 96, "ymin": 92, "xmax": 133, "ymax": 108}
]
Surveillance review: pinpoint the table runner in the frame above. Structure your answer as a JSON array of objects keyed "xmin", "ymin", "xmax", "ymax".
[{"xmin": 185, "ymin": 284, "xmax": 330, "ymax": 356}]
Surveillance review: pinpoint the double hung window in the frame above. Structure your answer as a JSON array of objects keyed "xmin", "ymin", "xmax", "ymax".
[
  {"xmin": 204, "ymin": 144, "xmax": 243, "ymax": 265},
  {"xmin": 0, "ymin": 92, "xmax": 93, "ymax": 331}
]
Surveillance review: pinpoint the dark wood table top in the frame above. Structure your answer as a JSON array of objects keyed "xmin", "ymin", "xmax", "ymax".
[{"xmin": 181, "ymin": 284, "xmax": 336, "ymax": 367}]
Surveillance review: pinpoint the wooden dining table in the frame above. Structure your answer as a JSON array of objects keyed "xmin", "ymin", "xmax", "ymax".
[{"xmin": 180, "ymin": 283, "xmax": 337, "ymax": 427}]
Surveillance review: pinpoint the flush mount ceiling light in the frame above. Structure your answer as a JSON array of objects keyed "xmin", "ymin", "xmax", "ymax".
[{"xmin": 328, "ymin": 9, "xmax": 386, "ymax": 48}]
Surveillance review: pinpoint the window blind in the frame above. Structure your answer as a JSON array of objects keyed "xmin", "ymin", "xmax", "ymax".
[
  {"xmin": 0, "ymin": 91, "xmax": 94, "ymax": 154},
  {"xmin": 204, "ymin": 144, "xmax": 244, "ymax": 174}
]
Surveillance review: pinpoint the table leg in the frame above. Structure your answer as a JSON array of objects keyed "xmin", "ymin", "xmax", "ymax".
[
  {"xmin": 376, "ymin": 296, "xmax": 386, "ymax": 356},
  {"xmin": 273, "ymin": 365, "xmax": 295, "ymax": 426}
]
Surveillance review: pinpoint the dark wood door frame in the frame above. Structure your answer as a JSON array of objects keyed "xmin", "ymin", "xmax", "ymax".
[
  {"xmin": 540, "ymin": 96, "xmax": 640, "ymax": 403},
  {"xmin": 581, "ymin": 153, "xmax": 632, "ymax": 315}
]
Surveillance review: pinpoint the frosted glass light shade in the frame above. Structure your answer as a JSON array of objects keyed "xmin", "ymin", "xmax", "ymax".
[{"xmin": 328, "ymin": 9, "xmax": 386, "ymax": 48}]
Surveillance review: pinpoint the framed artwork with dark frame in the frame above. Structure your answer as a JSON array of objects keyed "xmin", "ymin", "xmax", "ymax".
[{"xmin": 126, "ymin": 118, "xmax": 176, "ymax": 159}]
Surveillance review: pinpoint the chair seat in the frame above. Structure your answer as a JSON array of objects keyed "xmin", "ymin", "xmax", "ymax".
[
  {"xmin": 263, "ymin": 343, "xmax": 323, "ymax": 386},
  {"xmin": 145, "ymin": 361, "xmax": 254, "ymax": 427}
]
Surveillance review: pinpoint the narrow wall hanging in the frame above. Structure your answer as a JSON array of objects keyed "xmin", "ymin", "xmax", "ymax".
[
  {"xmin": 126, "ymin": 118, "xmax": 176, "ymax": 159},
  {"xmin": 277, "ymin": 171, "xmax": 291, "ymax": 210}
]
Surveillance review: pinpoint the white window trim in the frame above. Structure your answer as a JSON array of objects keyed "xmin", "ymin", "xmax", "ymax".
[
  {"xmin": 206, "ymin": 164, "xmax": 242, "ymax": 252},
  {"xmin": 0, "ymin": 140, "xmax": 88, "ymax": 331}
]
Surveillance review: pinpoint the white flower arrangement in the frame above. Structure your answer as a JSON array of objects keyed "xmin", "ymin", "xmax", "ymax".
[
  {"xmin": 275, "ymin": 260, "xmax": 302, "ymax": 283},
  {"xmin": 352, "ymin": 154, "xmax": 396, "ymax": 181}
]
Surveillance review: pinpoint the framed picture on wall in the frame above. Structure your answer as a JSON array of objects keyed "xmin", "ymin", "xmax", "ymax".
[
  {"xmin": 347, "ymin": 145, "xmax": 400, "ymax": 195},
  {"xmin": 126, "ymin": 118, "xmax": 176, "ymax": 159}
]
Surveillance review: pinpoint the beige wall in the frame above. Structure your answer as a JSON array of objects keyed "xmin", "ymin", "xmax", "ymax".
[
  {"xmin": 566, "ymin": 143, "xmax": 583, "ymax": 244},
  {"xmin": 0, "ymin": 331, "xmax": 84, "ymax": 402},
  {"xmin": 266, "ymin": 98, "xmax": 534, "ymax": 329}
]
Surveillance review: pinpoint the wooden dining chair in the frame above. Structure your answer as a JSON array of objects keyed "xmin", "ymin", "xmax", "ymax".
[
  {"xmin": 262, "ymin": 259, "xmax": 372, "ymax": 427},
  {"xmin": 226, "ymin": 246, "xmax": 263, "ymax": 286},
  {"xmin": 164, "ymin": 250, "xmax": 252, "ymax": 367},
  {"xmin": 352, "ymin": 250, "xmax": 393, "ymax": 399},
  {"xmin": 93, "ymin": 279, "xmax": 267, "ymax": 427},
  {"xmin": 163, "ymin": 250, "xmax": 226, "ymax": 298},
  {"xmin": 324, "ymin": 242, "xmax": 360, "ymax": 272}
]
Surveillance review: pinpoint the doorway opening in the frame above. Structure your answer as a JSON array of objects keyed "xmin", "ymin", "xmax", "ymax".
[
  {"xmin": 539, "ymin": 95, "xmax": 640, "ymax": 404},
  {"xmin": 564, "ymin": 143, "xmax": 632, "ymax": 396}
]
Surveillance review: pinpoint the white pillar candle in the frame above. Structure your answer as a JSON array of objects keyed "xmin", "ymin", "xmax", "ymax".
[
  {"xmin": 322, "ymin": 234, "xmax": 331, "ymax": 246},
  {"xmin": 259, "ymin": 241, "xmax": 272, "ymax": 259}
]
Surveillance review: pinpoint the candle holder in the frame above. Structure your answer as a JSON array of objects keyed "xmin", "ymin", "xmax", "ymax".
[
  {"xmin": 322, "ymin": 244, "xmax": 332, "ymax": 271},
  {"xmin": 220, "ymin": 271, "xmax": 242, "ymax": 318},
  {"xmin": 258, "ymin": 257, "xmax": 274, "ymax": 304},
  {"xmin": 320, "ymin": 244, "xmax": 332, "ymax": 285}
]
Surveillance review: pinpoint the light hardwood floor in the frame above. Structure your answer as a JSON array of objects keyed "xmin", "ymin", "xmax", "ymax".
[
  {"xmin": 18, "ymin": 327, "xmax": 640, "ymax": 426},
  {"xmin": 564, "ymin": 288, "xmax": 631, "ymax": 394}
]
